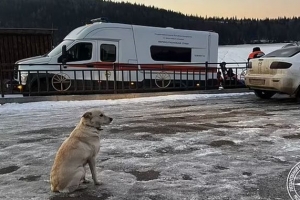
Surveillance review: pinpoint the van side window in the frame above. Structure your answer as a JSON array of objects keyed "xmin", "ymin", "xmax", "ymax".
[
  {"xmin": 64, "ymin": 43, "xmax": 92, "ymax": 62},
  {"xmin": 150, "ymin": 46, "xmax": 191, "ymax": 62},
  {"xmin": 100, "ymin": 44, "xmax": 116, "ymax": 62}
]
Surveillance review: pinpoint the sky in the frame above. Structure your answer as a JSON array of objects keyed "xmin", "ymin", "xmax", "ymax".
[{"xmin": 113, "ymin": 0, "xmax": 300, "ymax": 19}]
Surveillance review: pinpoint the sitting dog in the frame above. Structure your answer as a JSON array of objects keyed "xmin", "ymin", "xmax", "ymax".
[{"xmin": 50, "ymin": 109, "xmax": 113, "ymax": 193}]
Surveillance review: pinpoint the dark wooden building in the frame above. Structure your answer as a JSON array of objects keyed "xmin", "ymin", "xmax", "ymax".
[{"xmin": 0, "ymin": 28, "xmax": 55, "ymax": 79}]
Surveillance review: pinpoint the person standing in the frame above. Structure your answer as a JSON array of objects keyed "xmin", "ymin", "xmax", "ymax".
[{"xmin": 248, "ymin": 47, "xmax": 265, "ymax": 62}]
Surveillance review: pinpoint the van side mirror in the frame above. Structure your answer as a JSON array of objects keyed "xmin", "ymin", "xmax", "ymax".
[{"xmin": 61, "ymin": 45, "xmax": 67, "ymax": 65}]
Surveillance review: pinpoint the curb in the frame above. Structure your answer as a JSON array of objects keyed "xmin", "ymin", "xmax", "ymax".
[{"xmin": 0, "ymin": 88, "xmax": 252, "ymax": 104}]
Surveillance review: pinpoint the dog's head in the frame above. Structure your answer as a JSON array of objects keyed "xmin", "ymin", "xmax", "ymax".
[{"xmin": 81, "ymin": 109, "xmax": 113, "ymax": 130}]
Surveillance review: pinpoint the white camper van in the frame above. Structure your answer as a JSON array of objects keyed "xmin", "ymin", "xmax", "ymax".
[{"xmin": 15, "ymin": 18, "xmax": 219, "ymax": 92}]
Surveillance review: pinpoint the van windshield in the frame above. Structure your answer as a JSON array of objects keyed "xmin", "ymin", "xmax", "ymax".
[{"xmin": 47, "ymin": 40, "xmax": 74, "ymax": 57}]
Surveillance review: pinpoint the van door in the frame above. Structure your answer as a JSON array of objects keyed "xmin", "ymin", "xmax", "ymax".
[
  {"xmin": 97, "ymin": 41, "xmax": 119, "ymax": 82},
  {"xmin": 63, "ymin": 40, "xmax": 96, "ymax": 66},
  {"xmin": 61, "ymin": 40, "xmax": 96, "ymax": 80}
]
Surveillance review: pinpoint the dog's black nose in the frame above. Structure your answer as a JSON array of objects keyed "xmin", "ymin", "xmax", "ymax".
[{"xmin": 110, "ymin": 118, "xmax": 113, "ymax": 122}]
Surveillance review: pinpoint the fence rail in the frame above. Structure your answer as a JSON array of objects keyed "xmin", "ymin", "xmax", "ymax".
[{"xmin": 0, "ymin": 62, "xmax": 248, "ymax": 97}]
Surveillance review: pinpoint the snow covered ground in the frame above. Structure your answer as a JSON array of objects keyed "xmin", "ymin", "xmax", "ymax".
[{"xmin": 0, "ymin": 92, "xmax": 300, "ymax": 199}]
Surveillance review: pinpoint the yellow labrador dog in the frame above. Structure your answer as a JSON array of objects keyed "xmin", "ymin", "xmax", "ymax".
[{"xmin": 50, "ymin": 109, "xmax": 113, "ymax": 193}]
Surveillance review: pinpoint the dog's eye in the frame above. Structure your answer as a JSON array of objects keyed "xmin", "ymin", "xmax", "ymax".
[{"xmin": 100, "ymin": 114, "xmax": 103, "ymax": 117}]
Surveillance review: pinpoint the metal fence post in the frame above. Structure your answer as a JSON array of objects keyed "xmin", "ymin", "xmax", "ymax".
[
  {"xmin": 113, "ymin": 63, "xmax": 117, "ymax": 94},
  {"xmin": 205, "ymin": 61, "xmax": 208, "ymax": 90},
  {"xmin": 0, "ymin": 66, "xmax": 4, "ymax": 98},
  {"xmin": 220, "ymin": 62, "xmax": 226, "ymax": 88}
]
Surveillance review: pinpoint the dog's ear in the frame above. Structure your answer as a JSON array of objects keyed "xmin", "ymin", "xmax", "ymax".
[{"xmin": 82, "ymin": 112, "xmax": 92, "ymax": 119}]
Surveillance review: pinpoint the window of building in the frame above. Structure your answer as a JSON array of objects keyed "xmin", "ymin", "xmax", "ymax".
[
  {"xmin": 100, "ymin": 44, "xmax": 116, "ymax": 62},
  {"xmin": 150, "ymin": 46, "xmax": 191, "ymax": 62}
]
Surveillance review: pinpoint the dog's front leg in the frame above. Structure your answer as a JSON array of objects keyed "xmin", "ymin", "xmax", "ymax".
[{"xmin": 88, "ymin": 158, "xmax": 101, "ymax": 185}]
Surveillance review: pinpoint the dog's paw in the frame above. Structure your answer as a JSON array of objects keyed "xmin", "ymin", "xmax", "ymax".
[
  {"xmin": 77, "ymin": 185, "xmax": 88, "ymax": 191},
  {"xmin": 82, "ymin": 179, "xmax": 90, "ymax": 184},
  {"xmin": 94, "ymin": 181, "xmax": 102, "ymax": 185}
]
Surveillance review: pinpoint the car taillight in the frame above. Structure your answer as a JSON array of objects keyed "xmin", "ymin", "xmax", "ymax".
[{"xmin": 270, "ymin": 61, "xmax": 292, "ymax": 69}]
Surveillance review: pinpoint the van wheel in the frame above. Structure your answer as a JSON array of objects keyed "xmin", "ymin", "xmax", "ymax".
[
  {"xmin": 254, "ymin": 89, "xmax": 276, "ymax": 99},
  {"xmin": 155, "ymin": 71, "xmax": 171, "ymax": 88},
  {"xmin": 23, "ymin": 82, "xmax": 42, "ymax": 96},
  {"xmin": 24, "ymin": 78, "xmax": 54, "ymax": 96},
  {"xmin": 51, "ymin": 73, "xmax": 71, "ymax": 91}
]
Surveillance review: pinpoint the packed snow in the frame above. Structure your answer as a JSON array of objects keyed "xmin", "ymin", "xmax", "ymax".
[{"xmin": 1, "ymin": 92, "xmax": 300, "ymax": 199}]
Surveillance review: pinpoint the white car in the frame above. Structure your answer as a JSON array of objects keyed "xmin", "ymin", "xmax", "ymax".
[{"xmin": 245, "ymin": 46, "xmax": 300, "ymax": 100}]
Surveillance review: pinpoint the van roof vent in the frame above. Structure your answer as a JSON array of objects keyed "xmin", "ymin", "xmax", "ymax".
[{"xmin": 91, "ymin": 17, "xmax": 109, "ymax": 23}]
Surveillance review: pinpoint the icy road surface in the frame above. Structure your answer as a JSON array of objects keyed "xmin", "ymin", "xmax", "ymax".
[{"xmin": 0, "ymin": 92, "xmax": 300, "ymax": 200}]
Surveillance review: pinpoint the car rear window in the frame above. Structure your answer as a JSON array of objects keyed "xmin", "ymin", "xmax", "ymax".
[{"xmin": 264, "ymin": 47, "xmax": 300, "ymax": 58}]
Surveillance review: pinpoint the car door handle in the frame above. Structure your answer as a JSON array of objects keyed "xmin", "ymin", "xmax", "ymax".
[{"xmin": 87, "ymin": 65, "xmax": 94, "ymax": 68}]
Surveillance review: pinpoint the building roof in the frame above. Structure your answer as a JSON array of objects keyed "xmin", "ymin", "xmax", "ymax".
[{"xmin": 0, "ymin": 28, "xmax": 57, "ymax": 35}]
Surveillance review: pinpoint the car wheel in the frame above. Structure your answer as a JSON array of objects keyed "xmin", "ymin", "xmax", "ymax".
[{"xmin": 254, "ymin": 89, "xmax": 276, "ymax": 99}]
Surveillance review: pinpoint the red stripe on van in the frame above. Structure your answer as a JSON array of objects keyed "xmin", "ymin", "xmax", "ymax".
[{"xmin": 67, "ymin": 62, "xmax": 217, "ymax": 72}]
